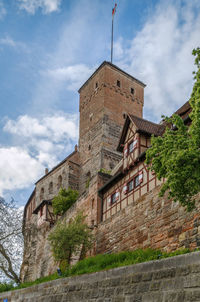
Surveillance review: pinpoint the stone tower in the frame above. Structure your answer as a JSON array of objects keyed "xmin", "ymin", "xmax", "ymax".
[{"xmin": 78, "ymin": 61, "xmax": 145, "ymax": 192}]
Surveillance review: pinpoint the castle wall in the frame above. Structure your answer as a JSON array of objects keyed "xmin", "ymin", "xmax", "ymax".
[
  {"xmin": 35, "ymin": 151, "xmax": 80, "ymax": 208},
  {"xmin": 96, "ymin": 186, "xmax": 200, "ymax": 255},
  {"xmin": 22, "ymin": 176, "xmax": 200, "ymax": 283},
  {"xmin": 4, "ymin": 252, "xmax": 200, "ymax": 302},
  {"xmin": 20, "ymin": 172, "xmax": 111, "ymax": 282}
]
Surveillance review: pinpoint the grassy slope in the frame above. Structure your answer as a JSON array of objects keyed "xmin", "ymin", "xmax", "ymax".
[{"xmin": 0, "ymin": 248, "xmax": 194, "ymax": 293}]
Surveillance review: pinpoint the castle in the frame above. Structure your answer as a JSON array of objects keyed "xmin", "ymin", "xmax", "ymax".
[{"xmin": 20, "ymin": 61, "xmax": 200, "ymax": 282}]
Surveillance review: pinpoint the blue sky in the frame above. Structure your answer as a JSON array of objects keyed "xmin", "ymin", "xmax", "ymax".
[{"xmin": 0, "ymin": 0, "xmax": 199, "ymax": 206}]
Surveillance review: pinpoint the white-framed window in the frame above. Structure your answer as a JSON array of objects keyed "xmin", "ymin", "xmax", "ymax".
[
  {"xmin": 111, "ymin": 191, "xmax": 119, "ymax": 204},
  {"xmin": 127, "ymin": 180, "xmax": 134, "ymax": 192},
  {"xmin": 128, "ymin": 139, "xmax": 137, "ymax": 154}
]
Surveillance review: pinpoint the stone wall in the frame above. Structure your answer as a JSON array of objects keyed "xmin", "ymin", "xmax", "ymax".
[
  {"xmin": 21, "ymin": 180, "xmax": 200, "ymax": 282},
  {"xmin": 96, "ymin": 186, "xmax": 200, "ymax": 255},
  {"xmin": 3, "ymin": 252, "xmax": 200, "ymax": 301},
  {"xmin": 20, "ymin": 172, "xmax": 111, "ymax": 282}
]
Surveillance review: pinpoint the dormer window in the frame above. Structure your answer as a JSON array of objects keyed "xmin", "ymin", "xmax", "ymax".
[
  {"xmin": 117, "ymin": 80, "xmax": 121, "ymax": 87},
  {"xmin": 128, "ymin": 138, "xmax": 138, "ymax": 154}
]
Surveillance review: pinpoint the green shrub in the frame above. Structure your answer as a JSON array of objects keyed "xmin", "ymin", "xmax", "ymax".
[
  {"xmin": 48, "ymin": 212, "xmax": 93, "ymax": 266},
  {"xmin": 0, "ymin": 283, "xmax": 14, "ymax": 293},
  {"xmin": 52, "ymin": 187, "xmax": 78, "ymax": 215}
]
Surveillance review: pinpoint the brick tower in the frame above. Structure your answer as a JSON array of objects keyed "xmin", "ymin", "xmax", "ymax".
[{"xmin": 78, "ymin": 61, "xmax": 145, "ymax": 192}]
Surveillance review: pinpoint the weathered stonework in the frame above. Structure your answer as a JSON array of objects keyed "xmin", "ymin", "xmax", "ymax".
[
  {"xmin": 4, "ymin": 252, "xmax": 200, "ymax": 302},
  {"xmin": 21, "ymin": 61, "xmax": 195, "ymax": 285}
]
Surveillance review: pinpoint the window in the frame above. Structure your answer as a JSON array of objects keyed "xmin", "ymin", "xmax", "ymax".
[
  {"xmin": 57, "ymin": 175, "xmax": 62, "ymax": 189},
  {"xmin": 88, "ymin": 144, "xmax": 91, "ymax": 150},
  {"xmin": 127, "ymin": 180, "xmax": 134, "ymax": 192},
  {"xmin": 117, "ymin": 80, "xmax": 121, "ymax": 87},
  {"xmin": 134, "ymin": 175, "xmax": 140, "ymax": 187},
  {"xmin": 111, "ymin": 191, "xmax": 119, "ymax": 204},
  {"xmin": 40, "ymin": 188, "xmax": 44, "ymax": 201},
  {"xmin": 128, "ymin": 141, "xmax": 134, "ymax": 153},
  {"xmin": 95, "ymin": 82, "xmax": 98, "ymax": 88},
  {"xmin": 128, "ymin": 139, "xmax": 137, "ymax": 154},
  {"xmin": 49, "ymin": 182, "xmax": 53, "ymax": 194},
  {"xmin": 131, "ymin": 88, "xmax": 134, "ymax": 94}
]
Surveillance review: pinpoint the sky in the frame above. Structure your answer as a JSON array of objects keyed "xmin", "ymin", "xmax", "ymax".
[{"xmin": 0, "ymin": 0, "xmax": 199, "ymax": 206}]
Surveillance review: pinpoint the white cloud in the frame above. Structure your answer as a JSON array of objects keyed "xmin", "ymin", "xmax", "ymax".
[
  {"xmin": 0, "ymin": 147, "xmax": 43, "ymax": 195},
  {"xmin": 0, "ymin": 1, "xmax": 6, "ymax": 20},
  {"xmin": 45, "ymin": 64, "xmax": 96, "ymax": 91},
  {"xmin": 4, "ymin": 113, "xmax": 79, "ymax": 142},
  {"xmin": 17, "ymin": 0, "xmax": 62, "ymax": 14},
  {"xmin": 0, "ymin": 35, "xmax": 28, "ymax": 53},
  {"xmin": 1, "ymin": 113, "xmax": 79, "ymax": 195},
  {"xmin": 115, "ymin": 1, "xmax": 200, "ymax": 121}
]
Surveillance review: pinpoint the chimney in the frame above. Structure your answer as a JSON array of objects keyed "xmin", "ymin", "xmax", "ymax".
[
  {"xmin": 75, "ymin": 144, "xmax": 78, "ymax": 152},
  {"xmin": 45, "ymin": 168, "xmax": 49, "ymax": 175}
]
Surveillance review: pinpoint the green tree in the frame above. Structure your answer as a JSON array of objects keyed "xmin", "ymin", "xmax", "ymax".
[
  {"xmin": 146, "ymin": 48, "xmax": 200, "ymax": 211},
  {"xmin": 48, "ymin": 213, "xmax": 93, "ymax": 267},
  {"xmin": 52, "ymin": 187, "xmax": 78, "ymax": 215}
]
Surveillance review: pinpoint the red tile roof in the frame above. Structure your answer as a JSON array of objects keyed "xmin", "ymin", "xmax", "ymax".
[{"xmin": 129, "ymin": 115, "xmax": 165, "ymax": 136}]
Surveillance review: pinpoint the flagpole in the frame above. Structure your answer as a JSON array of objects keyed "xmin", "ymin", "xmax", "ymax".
[{"xmin": 111, "ymin": 16, "xmax": 114, "ymax": 63}]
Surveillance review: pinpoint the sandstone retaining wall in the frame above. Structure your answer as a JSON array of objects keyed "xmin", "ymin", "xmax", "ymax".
[{"xmin": 2, "ymin": 252, "xmax": 200, "ymax": 301}]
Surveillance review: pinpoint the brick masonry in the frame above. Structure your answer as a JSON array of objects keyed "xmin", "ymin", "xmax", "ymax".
[{"xmin": 2, "ymin": 252, "xmax": 200, "ymax": 301}]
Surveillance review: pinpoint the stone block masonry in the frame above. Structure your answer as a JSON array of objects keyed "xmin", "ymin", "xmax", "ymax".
[{"xmin": 2, "ymin": 252, "xmax": 200, "ymax": 301}]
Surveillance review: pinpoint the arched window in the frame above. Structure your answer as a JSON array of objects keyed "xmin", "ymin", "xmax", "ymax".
[
  {"xmin": 40, "ymin": 187, "xmax": 44, "ymax": 201},
  {"xmin": 85, "ymin": 171, "xmax": 91, "ymax": 188},
  {"xmin": 57, "ymin": 175, "xmax": 62, "ymax": 189},
  {"xmin": 49, "ymin": 182, "xmax": 53, "ymax": 194}
]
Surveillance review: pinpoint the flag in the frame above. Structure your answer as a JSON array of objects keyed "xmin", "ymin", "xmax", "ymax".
[{"xmin": 112, "ymin": 3, "xmax": 117, "ymax": 18}]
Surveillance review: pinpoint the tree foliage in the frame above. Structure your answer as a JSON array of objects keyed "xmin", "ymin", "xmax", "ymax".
[
  {"xmin": 0, "ymin": 197, "xmax": 23, "ymax": 284},
  {"xmin": 48, "ymin": 212, "xmax": 93, "ymax": 267},
  {"xmin": 146, "ymin": 48, "xmax": 200, "ymax": 211},
  {"xmin": 52, "ymin": 187, "xmax": 78, "ymax": 215}
]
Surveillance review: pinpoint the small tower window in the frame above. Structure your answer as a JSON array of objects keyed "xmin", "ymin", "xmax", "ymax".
[
  {"xmin": 117, "ymin": 80, "xmax": 121, "ymax": 87},
  {"xmin": 49, "ymin": 182, "xmax": 53, "ymax": 194},
  {"xmin": 57, "ymin": 175, "xmax": 62, "ymax": 190},
  {"xmin": 131, "ymin": 88, "xmax": 135, "ymax": 94}
]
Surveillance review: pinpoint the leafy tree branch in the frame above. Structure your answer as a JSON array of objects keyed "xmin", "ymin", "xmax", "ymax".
[{"xmin": 146, "ymin": 48, "xmax": 200, "ymax": 211}]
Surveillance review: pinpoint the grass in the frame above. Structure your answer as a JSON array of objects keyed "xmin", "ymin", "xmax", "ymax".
[{"xmin": 0, "ymin": 248, "xmax": 195, "ymax": 294}]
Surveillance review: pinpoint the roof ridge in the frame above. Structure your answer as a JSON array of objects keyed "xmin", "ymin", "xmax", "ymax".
[{"xmin": 128, "ymin": 114, "xmax": 164, "ymax": 128}]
